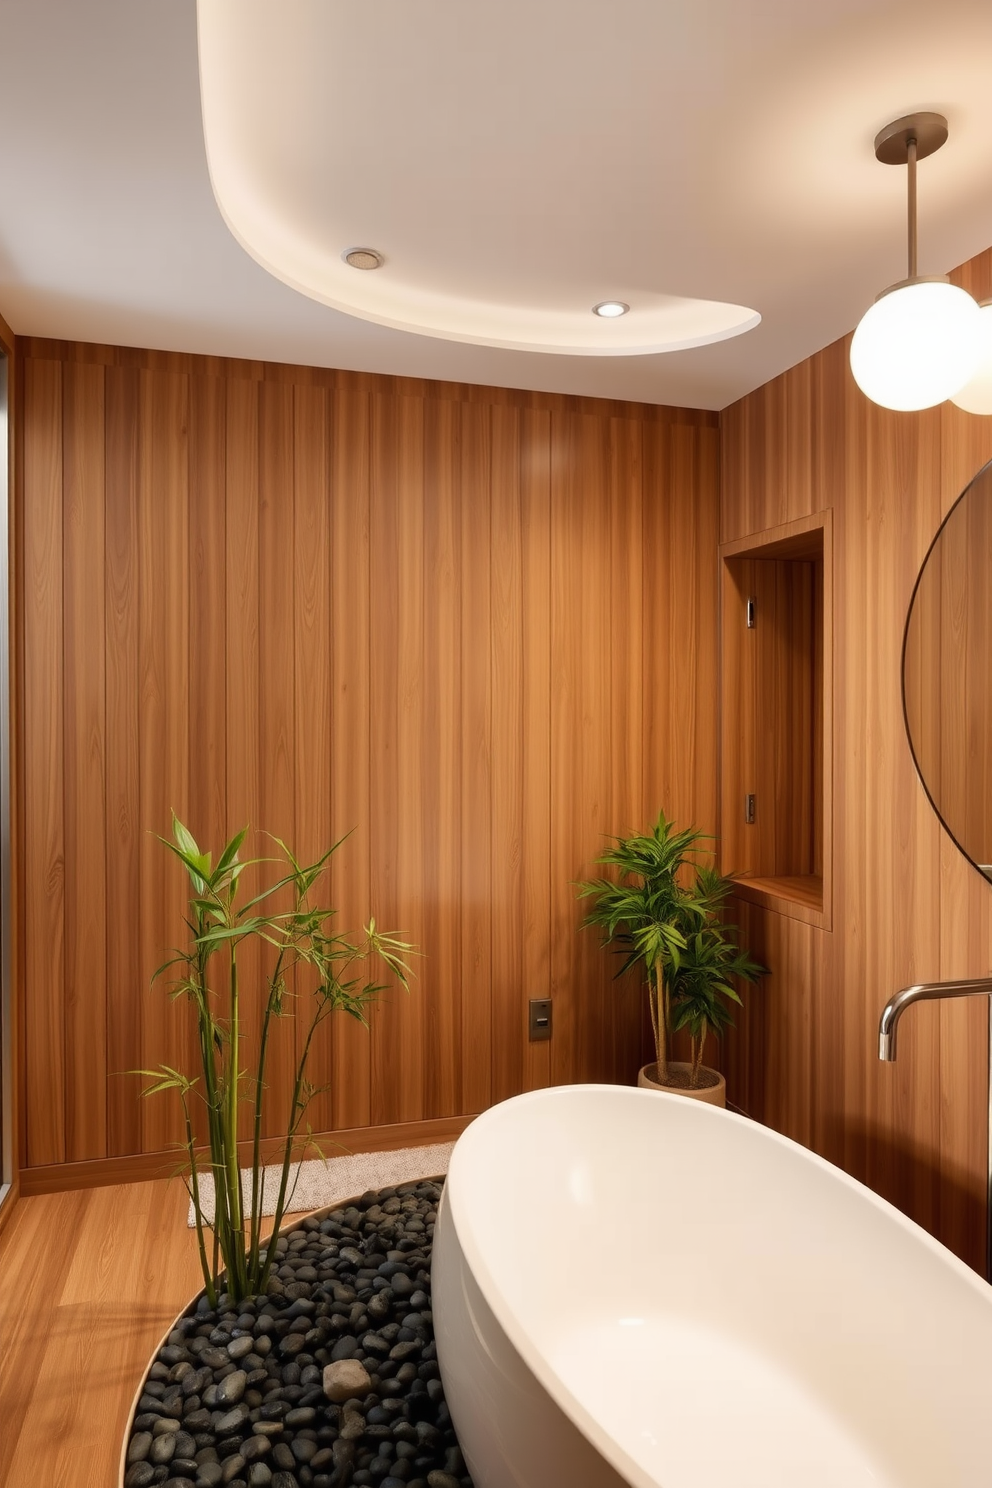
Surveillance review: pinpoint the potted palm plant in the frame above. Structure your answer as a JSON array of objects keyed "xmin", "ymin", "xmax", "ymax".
[{"xmin": 577, "ymin": 811, "xmax": 763, "ymax": 1107}]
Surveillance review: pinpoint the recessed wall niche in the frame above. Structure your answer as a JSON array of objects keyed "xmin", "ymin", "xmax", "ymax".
[{"xmin": 719, "ymin": 511, "xmax": 832, "ymax": 929}]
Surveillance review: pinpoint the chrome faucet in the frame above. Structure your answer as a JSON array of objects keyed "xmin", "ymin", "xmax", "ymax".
[{"xmin": 878, "ymin": 978, "xmax": 992, "ymax": 1282}]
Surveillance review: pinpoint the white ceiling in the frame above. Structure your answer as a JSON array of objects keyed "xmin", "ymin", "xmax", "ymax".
[{"xmin": 1, "ymin": 0, "xmax": 992, "ymax": 410}]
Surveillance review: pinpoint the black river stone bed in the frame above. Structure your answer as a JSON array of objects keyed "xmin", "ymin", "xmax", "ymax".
[{"xmin": 123, "ymin": 1180, "xmax": 473, "ymax": 1488}]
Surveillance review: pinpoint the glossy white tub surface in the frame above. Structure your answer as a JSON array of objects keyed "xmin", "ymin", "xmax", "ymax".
[{"xmin": 432, "ymin": 1084, "xmax": 992, "ymax": 1488}]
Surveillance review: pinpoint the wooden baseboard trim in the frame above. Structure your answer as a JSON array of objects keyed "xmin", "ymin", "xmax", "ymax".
[
  {"xmin": 0, "ymin": 1176, "xmax": 20, "ymax": 1237},
  {"xmin": 18, "ymin": 1114, "xmax": 478, "ymax": 1196}
]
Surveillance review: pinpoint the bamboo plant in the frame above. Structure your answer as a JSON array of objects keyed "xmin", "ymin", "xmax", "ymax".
[
  {"xmin": 577, "ymin": 811, "xmax": 762, "ymax": 1087},
  {"xmin": 139, "ymin": 816, "xmax": 414, "ymax": 1307}
]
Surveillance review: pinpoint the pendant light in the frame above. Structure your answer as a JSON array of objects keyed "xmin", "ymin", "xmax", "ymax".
[{"xmin": 849, "ymin": 113, "xmax": 983, "ymax": 412}]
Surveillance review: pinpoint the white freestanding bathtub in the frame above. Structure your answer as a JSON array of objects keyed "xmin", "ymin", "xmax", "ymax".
[{"xmin": 432, "ymin": 1084, "xmax": 992, "ymax": 1488}]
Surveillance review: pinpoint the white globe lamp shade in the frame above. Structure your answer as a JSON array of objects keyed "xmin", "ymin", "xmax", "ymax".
[
  {"xmin": 951, "ymin": 302, "xmax": 992, "ymax": 415},
  {"xmin": 849, "ymin": 280, "xmax": 983, "ymax": 412}
]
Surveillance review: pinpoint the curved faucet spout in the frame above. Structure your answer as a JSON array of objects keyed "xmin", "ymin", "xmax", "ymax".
[
  {"xmin": 878, "ymin": 979, "xmax": 992, "ymax": 1061},
  {"xmin": 878, "ymin": 976, "xmax": 992, "ymax": 1283}
]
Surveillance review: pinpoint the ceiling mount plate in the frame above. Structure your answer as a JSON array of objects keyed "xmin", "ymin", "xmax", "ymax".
[{"xmin": 874, "ymin": 112, "xmax": 948, "ymax": 166}]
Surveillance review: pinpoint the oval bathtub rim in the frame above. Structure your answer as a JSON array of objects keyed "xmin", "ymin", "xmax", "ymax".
[{"xmin": 441, "ymin": 1082, "xmax": 992, "ymax": 1488}]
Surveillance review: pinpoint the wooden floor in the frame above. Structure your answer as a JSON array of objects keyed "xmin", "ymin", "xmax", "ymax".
[{"xmin": 0, "ymin": 1181, "xmax": 202, "ymax": 1488}]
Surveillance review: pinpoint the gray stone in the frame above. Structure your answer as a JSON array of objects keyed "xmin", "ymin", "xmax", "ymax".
[
  {"xmin": 227, "ymin": 1336, "xmax": 255, "ymax": 1361},
  {"xmin": 221, "ymin": 1456, "xmax": 246, "ymax": 1485},
  {"xmin": 338, "ymin": 1407, "xmax": 365, "ymax": 1442},
  {"xmin": 289, "ymin": 1438, "xmax": 316, "ymax": 1464},
  {"xmin": 331, "ymin": 1439, "xmax": 355, "ymax": 1467},
  {"xmin": 214, "ymin": 1406, "xmax": 249, "ymax": 1434},
  {"xmin": 323, "ymin": 1359, "xmax": 372, "ymax": 1403},
  {"xmin": 426, "ymin": 1475, "xmax": 460, "ymax": 1488},
  {"xmin": 127, "ymin": 1432, "xmax": 153, "ymax": 1464},
  {"xmin": 282, "ymin": 1407, "xmax": 315, "ymax": 1428},
  {"xmin": 247, "ymin": 1465, "xmax": 272, "ymax": 1487},
  {"xmin": 216, "ymin": 1370, "xmax": 247, "ymax": 1406},
  {"xmin": 149, "ymin": 1432, "xmax": 176, "ymax": 1465},
  {"xmin": 124, "ymin": 1465, "xmax": 156, "ymax": 1488},
  {"xmin": 195, "ymin": 1464, "xmax": 224, "ymax": 1488},
  {"xmin": 278, "ymin": 1334, "xmax": 307, "ymax": 1356},
  {"xmin": 153, "ymin": 1417, "xmax": 182, "ymax": 1437},
  {"xmin": 241, "ymin": 1436, "xmax": 271, "ymax": 1462}
]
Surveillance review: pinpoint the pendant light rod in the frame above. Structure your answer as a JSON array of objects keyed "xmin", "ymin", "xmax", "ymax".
[
  {"xmin": 907, "ymin": 132, "xmax": 918, "ymax": 280},
  {"xmin": 872, "ymin": 112, "xmax": 948, "ymax": 283}
]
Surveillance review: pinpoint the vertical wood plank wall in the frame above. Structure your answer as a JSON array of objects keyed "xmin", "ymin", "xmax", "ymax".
[
  {"xmin": 721, "ymin": 246, "xmax": 992, "ymax": 1271},
  {"xmin": 16, "ymin": 338, "xmax": 719, "ymax": 1186}
]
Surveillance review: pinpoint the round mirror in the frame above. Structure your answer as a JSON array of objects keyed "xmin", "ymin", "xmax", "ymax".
[{"xmin": 903, "ymin": 456, "xmax": 992, "ymax": 882}]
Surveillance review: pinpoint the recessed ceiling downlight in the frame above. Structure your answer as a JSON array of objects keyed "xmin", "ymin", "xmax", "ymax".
[
  {"xmin": 593, "ymin": 301, "xmax": 629, "ymax": 318},
  {"xmin": 343, "ymin": 247, "xmax": 384, "ymax": 270}
]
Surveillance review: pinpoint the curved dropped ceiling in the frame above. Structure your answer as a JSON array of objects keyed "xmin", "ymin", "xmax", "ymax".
[{"xmin": 195, "ymin": 0, "xmax": 760, "ymax": 356}]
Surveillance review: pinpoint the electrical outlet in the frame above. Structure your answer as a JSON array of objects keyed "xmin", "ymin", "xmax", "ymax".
[{"xmin": 528, "ymin": 998, "xmax": 552, "ymax": 1041}]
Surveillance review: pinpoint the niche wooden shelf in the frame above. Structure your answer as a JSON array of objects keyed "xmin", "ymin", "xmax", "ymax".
[{"xmin": 720, "ymin": 511, "xmax": 832, "ymax": 930}]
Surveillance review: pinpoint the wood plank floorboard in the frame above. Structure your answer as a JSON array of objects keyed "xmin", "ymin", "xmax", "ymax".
[{"xmin": 0, "ymin": 1183, "xmax": 202, "ymax": 1488}]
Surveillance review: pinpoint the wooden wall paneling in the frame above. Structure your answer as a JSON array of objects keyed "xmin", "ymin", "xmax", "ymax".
[
  {"xmin": 643, "ymin": 424, "xmax": 720, "ymax": 835},
  {"xmin": 328, "ymin": 385, "xmax": 373, "ymax": 1132},
  {"xmin": 137, "ymin": 370, "xmax": 191, "ymax": 1155},
  {"xmin": 488, "ymin": 405, "xmax": 523, "ymax": 1104},
  {"xmin": 719, "ymin": 556, "xmax": 756, "ymax": 878},
  {"xmin": 293, "ymin": 382, "xmax": 334, "ymax": 1136},
  {"xmin": 187, "ymin": 376, "xmax": 228, "ymax": 887},
  {"xmin": 830, "ymin": 342, "xmax": 870, "ymax": 1187},
  {"xmin": 62, "ymin": 359, "xmax": 108, "ymax": 1161},
  {"xmin": 488, "ymin": 406, "xmax": 554, "ymax": 1101},
  {"xmin": 224, "ymin": 378, "xmax": 261, "ymax": 1143},
  {"xmin": 608, "ymin": 415, "xmax": 646, "ymax": 1083},
  {"xmin": 21, "ymin": 358, "xmax": 65, "ymax": 1168},
  {"xmin": 718, "ymin": 251, "xmax": 992, "ymax": 1269},
  {"xmin": 755, "ymin": 910, "xmax": 815, "ymax": 1147},
  {"xmin": 753, "ymin": 558, "xmax": 815, "ymax": 878},
  {"xmin": 549, "ymin": 412, "xmax": 614, "ymax": 1086},
  {"xmin": 640, "ymin": 423, "xmax": 721, "ymax": 1076},
  {"xmin": 185, "ymin": 374, "xmax": 228, "ymax": 1147},
  {"xmin": 862, "ymin": 402, "xmax": 943, "ymax": 1235},
  {"xmin": 934, "ymin": 394, "xmax": 992, "ymax": 1273},
  {"xmin": 257, "ymin": 382, "xmax": 297, "ymax": 1140},
  {"xmin": 517, "ymin": 409, "xmax": 554, "ymax": 1095},
  {"xmin": 104, "ymin": 367, "xmax": 143, "ymax": 1157},
  {"xmin": 489, "ymin": 406, "xmax": 526, "ymax": 1103},
  {"xmin": 811, "ymin": 557, "xmax": 824, "ymax": 875},
  {"xmin": 420, "ymin": 396, "xmax": 462, "ymax": 1119},
  {"xmin": 369, "ymin": 394, "xmax": 426, "ymax": 1126},
  {"xmin": 2, "ymin": 314, "xmax": 20, "ymax": 1220},
  {"xmin": 936, "ymin": 836, "xmax": 990, "ymax": 1274},
  {"xmin": 456, "ymin": 401, "xmax": 493, "ymax": 1115},
  {"xmin": 15, "ymin": 339, "xmax": 725, "ymax": 1181}
]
